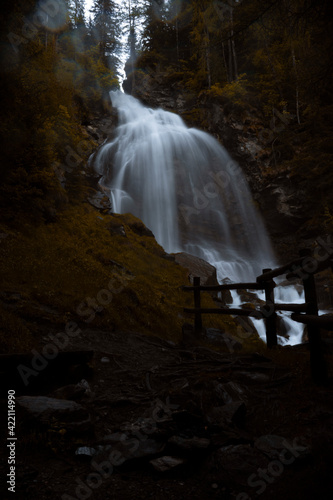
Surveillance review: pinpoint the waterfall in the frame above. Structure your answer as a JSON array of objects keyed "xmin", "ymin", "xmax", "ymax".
[
  {"xmin": 94, "ymin": 91, "xmax": 276, "ymax": 282},
  {"xmin": 93, "ymin": 91, "xmax": 307, "ymax": 346}
]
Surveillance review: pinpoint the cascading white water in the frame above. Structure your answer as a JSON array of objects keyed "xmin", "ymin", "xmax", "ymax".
[
  {"xmin": 94, "ymin": 90, "xmax": 305, "ymax": 345},
  {"xmin": 94, "ymin": 91, "xmax": 276, "ymax": 282}
]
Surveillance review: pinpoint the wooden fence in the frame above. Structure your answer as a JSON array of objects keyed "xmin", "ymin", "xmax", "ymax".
[{"xmin": 183, "ymin": 248, "xmax": 333, "ymax": 384}]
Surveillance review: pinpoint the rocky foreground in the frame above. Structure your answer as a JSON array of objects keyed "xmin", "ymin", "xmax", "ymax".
[{"xmin": 1, "ymin": 328, "xmax": 333, "ymax": 500}]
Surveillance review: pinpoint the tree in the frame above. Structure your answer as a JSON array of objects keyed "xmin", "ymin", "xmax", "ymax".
[
  {"xmin": 121, "ymin": 1, "xmax": 147, "ymax": 80},
  {"xmin": 68, "ymin": 0, "xmax": 86, "ymax": 28},
  {"xmin": 141, "ymin": 0, "xmax": 167, "ymax": 52},
  {"xmin": 90, "ymin": 0, "xmax": 121, "ymax": 66}
]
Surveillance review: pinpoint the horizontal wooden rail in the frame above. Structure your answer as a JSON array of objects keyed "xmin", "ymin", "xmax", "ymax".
[
  {"xmin": 291, "ymin": 314, "xmax": 333, "ymax": 331},
  {"xmin": 257, "ymin": 258, "xmax": 304, "ymax": 282},
  {"xmin": 183, "ymin": 246, "xmax": 332, "ymax": 384},
  {"xmin": 184, "ymin": 307, "xmax": 263, "ymax": 318},
  {"xmin": 275, "ymin": 303, "xmax": 309, "ymax": 313},
  {"xmin": 182, "ymin": 282, "xmax": 265, "ymax": 292}
]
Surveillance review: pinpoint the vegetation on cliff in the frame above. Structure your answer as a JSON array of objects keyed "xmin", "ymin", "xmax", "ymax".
[
  {"xmin": 0, "ymin": 204, "xmax": 246, "ymax": 353},
  {"xmin": 0, "ymin": 0, "xmax": 121, "ymax": 224}
]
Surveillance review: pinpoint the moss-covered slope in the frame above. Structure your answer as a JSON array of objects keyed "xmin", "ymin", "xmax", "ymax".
[{"xmin": 0, "ymin": 203, "xmax": 243, "ymax": 353}]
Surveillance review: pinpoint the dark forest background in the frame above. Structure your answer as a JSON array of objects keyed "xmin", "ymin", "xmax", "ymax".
[{"xmin": 1, "ymin": 0, "xmax": 333, "ymax": 227}]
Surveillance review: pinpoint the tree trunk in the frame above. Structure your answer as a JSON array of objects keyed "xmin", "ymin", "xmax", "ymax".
[
  {"xmin": 228, "ymin": 38, "xmax": 233, "ymax": 81},
  {"xmin": 230, "ymin": 8, "xmax": 238, "ymax": 80},
  {"xmin": 205, "ymin": 29, "xmax": 211, "ymax": 88},
  {"xmin": 175, "ymin": 14, "xmax": 180, "ymax": 68},
  {"xmin": 291, "ymin": 46, "xmax": 301, "ymax": 125},
  {"xmin": 221, "ymin": 41, "xmax": 230, "ymax": 82}
]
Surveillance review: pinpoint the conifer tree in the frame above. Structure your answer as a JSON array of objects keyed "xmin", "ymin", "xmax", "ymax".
[
  {"xmin": 141, "ymin": 0, "xmax": 166, "ymax": 52},
  {"xmin": 90, "ymin": 0, "xmax": 121, "ymax": 65},
  {"xmin": 68, "ymin": 0, "xmax": 86, "ymax": 28}
]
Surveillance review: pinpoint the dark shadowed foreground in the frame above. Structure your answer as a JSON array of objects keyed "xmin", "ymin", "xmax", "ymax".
[{"xmin": 1, "ymin": 327, "xmax": 333, "ymax": 500}]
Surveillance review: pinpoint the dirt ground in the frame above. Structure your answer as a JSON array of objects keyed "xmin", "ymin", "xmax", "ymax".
[{"xmin": 1, "ymin": 327, "xmax": 333, "ymax": 500}]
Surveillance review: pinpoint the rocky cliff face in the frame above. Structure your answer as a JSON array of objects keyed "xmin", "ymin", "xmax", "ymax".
[{"xmin": 124, "ymin": 70, "xmax": 319, "ymax": 262}]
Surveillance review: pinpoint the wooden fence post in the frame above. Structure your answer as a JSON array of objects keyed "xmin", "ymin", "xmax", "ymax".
[
  {"xmin": 299, "ymin": 250, "xmax": 327, "ymax": 384},
  {"xmin": 262, "ymin": 268, "xmax": 277, "ymax": 348},
  {"xmin": 193, "ymin": 277, "xmax": 202, "ymax": 334}
]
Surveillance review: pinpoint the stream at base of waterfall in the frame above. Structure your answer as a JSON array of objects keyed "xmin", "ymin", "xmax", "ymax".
[{"xmin": 94, "ymin": 90, "xmax": 307, "ymax": 345}]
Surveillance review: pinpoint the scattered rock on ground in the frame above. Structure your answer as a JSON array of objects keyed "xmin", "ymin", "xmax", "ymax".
[
  {"xmin": 17, "ymin": 395, "xmax": 91, "ymax": 432},
  {"xmin": 150, "ymin": 456, "xmax": 186, "ymax": 472},
  {"xmin": 206, "ymin": 402, "xmax": 247, "ymax": 427}
]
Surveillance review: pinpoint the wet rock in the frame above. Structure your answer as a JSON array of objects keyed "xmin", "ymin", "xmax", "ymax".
[
  {"xmin": 87, "ymin": 190, "xmax": 112, "ymax": 212},
  {"xmin": 174, "ymin": 252, "xmax": 218, "ymax": 287},
  {"xmin": 50, "ymin": 383, "xmax": 87, "ymax": 401},
  {"xmin": 207, "ymin": 402, "xmax": 247, "ymax": 427},
  {"xmin": 120, "ymin": 417, "xmax": 161, "ymax": 436},
  {"xmin": 149, "ymin": 456, "xmax": 186, "ymax": 472},
  {"xmin": 161, "ymin": 252, "xmax": 176, "ymax": 261},
  {"xmin": 76, "ymin": 379, "xmax": 92, "ymax": 395},
  {"xmin": 86, "ymin": 125, "xmax": 104, "ymax": 143},
  {"xmin": 149, "ymin": 399, "xmax": 180, "ymax": 423},
  {"xmin": 97, "ymin": 432, "xmax": 128, "ymax": 445},
  {"xmin": 96, "ymin": 434, "xmax": 166, "ymax": 462},
  {"xmin": 75, "ymin": 447, "xmax": 97, "ymax": 458},
  {"xmin": 108, "ymin": 219, "xmax": 127, "ymax": 236},
  {"xmin": 255, "ymin": 435, "xmax": 312, "ymax": 462},
  {"xmin": 220, "ymin": 278, "xmax": 233, "ymax": 304},
  {"xmin": 127, "ymin": 219, "xmax": 154, "ymax": 237},
  {"xmin": 214, "ymin": 381, "xmax": 248, "ymax": 404},
  {"xmin": 150, "ymin": 456, "xmax": 186, "ymax": 472},
  {"xmin": 50, "ymin": 379, "xmax": 91, "ymax": 401},
  {"xmin": 237, "ymin": 371, "xmax": 271, "ymax": 383},
  {"xmin": 17, "ymin": 396, "xmax": 91, "ymax": 432},
  {"xmin": 168, "ymin": 435, "xmax": 210, "ymax": 450},
  {"xmin": 205, "ymin": 329, "xmax": 243, "ymax": 351},
  {"xmin": 254, "ymin": 435, "xmax": 289, "ymax": 459},
  {"xmin": 239, "ymin": 289, "xmax": 265, "ymax": 307}
]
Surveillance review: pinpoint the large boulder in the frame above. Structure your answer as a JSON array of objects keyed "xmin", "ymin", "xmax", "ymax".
[
  {"xmin": 174, "ymin": 252, "xmax": 218, "ymax": 286},
  {"xmin": 16, "ymin": 396, "xmax": 91, "ymax": 432}
]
